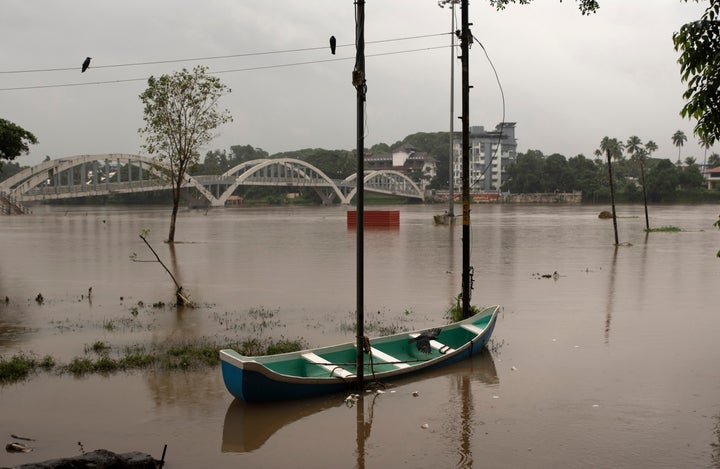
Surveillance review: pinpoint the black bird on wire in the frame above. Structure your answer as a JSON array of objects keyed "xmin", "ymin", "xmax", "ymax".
[
  {"xmin": 408, "ymin": 328, "xmax": 442, "ymax": 354},
  {"xmin": 81, "ymin": 57, "xmax": 91, "ymax": 73},
  {"xmin": 329, "ymin": 35, "xmax": 336, "ymax": 55}
]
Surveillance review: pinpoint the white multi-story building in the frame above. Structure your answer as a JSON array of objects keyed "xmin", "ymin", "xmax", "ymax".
[{"xmin": 452, "ymin": 122, "xmax": 517, "ymax": 191}]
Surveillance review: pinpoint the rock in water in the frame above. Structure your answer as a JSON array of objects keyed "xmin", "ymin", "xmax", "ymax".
[{"xmin": 14, "ymin": 448, "xmax": 160, "ymax": 468}]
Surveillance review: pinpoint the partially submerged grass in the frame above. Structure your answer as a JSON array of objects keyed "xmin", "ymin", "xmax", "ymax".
[
  {"xmin": 446, "ymin": 294, "xmax": 482, "ymax": 323},
  {"xmin": 1, "ymin": 336, "xmax": 308, "ymax": 382},
  {"xmin": 645, "ymin": 226, "xmax": 682, "ymax": 233},
  {"xmin": 0, "ymin": 353, "xmax": 55, "ymax": 384}
]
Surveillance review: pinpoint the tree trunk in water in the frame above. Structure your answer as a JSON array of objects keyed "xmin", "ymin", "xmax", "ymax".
[
  {"xmin": 606, "ymin": 153, "xmax": 619, "ymax": 245},
  {"xmin": 640, "ymin": 162, "xmax": 649, "ymax": 231},
  {"xmin": 167, "ymin": 181, "xmax": 181, "ymax": 243}
]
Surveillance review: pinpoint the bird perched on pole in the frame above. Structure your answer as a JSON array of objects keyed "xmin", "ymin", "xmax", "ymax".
[
  {"xmin": 408, "ymin": 328, "xmax": 442, "ymax": 354},
  {"xmin": 81, "ymin": 57, "xmax": 91, "ymax": 73},
  {"xmin": 329, "ymin": 36, "xmax": 336, "ymax": 55}
]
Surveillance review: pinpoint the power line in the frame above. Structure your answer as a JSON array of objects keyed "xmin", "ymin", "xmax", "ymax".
[
  {"xmin": 0, "ymin": 45, "xmax": 450, "ymax": 91},
  {"xmin": 0, "ymin": 32, "xmax": 450, "ymax": 75}
]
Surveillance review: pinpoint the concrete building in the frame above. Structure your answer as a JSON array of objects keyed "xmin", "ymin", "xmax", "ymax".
[
  {"xmin": 452, "ymin": 122, "xmax": 517, "ymax": 191},
  {"xmin": 365, "ymin": 145, "xmax": 437, "ymax": 188}
]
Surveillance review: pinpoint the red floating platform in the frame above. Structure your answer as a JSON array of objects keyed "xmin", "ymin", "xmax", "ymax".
[{"xmin": 347, "ymin": 210, "xmax": 400, "ymax": 227}]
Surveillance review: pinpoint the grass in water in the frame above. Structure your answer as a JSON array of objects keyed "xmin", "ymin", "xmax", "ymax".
[
  {"xmin": 2, "ymin": 336, "xmax": 308, "ymax": 380},
  {"xmin": 645, "ymin": 226, "xmax": 682, "ymax": 233}
]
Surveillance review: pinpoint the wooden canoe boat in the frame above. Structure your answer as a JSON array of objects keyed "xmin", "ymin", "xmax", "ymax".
[{"xmin": 220, "ymin": 305, "xmax": 499, "ymax": 402}]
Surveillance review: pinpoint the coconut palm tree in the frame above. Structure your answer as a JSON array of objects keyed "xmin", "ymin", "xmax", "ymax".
[
  {"xmin": 672, "ymin": 130, "xmax": 687, "ymax": 164},
  {"xmin": 626, "ymin": 135, "xmax": 643, "ymax": 156},
  {"xmin": 641, "ymin": 140, "xmax": 657, "ymax": 230},
  {"xmin": 624, "ymin": 136, "xmax": 650, "ymax": 230},
  {"xmin": 635, "ymin": 148, "xmax": 650, "ymax": 230},
  {"xmin": 598, "ymin": 137, "xmax": 624, "ymax": 245},
  {"xmin": 699, "ymin": 135, "xmax": 712, "ymax": 173},
  {"xmin": 645, "ymin": 140, "xmax": 658, "ymax": 156}
]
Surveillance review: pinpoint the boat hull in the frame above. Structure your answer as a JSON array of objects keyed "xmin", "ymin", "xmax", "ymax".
[{"xmin": 220, "ymin": 305, "xmax": 499, "ymax": 402}]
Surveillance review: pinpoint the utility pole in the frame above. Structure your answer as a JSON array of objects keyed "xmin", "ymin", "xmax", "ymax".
[
  {"xmin": 460, "ymin": 0, "xmax": 472, "ymax": 319},
  {"xmin": 354, "ymin": 0, "xmax": 366, "ymax": 390}
]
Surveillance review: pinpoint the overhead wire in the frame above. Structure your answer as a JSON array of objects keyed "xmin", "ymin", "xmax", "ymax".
[
  {"xmin": 469, "ymin": 32, "xmax": 506, "ymax": 189},
  {"xmin": 0, "ymin": 32, "xmax": 450, "ymax": 75},
  {"xmin": 0, "ymin": 46, "xmax": 450, "ymax": 91}
]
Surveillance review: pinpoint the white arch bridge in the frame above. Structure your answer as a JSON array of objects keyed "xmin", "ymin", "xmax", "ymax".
[{"xmin": 0, "ymin": 154, "xmax": 424, "ymax": 207}]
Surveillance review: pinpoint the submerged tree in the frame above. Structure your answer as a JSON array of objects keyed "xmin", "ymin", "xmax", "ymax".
[
  {"xmin": 139, "ymin": 66, "xmax": 232, "ymax": 243},
  {"xmin": 626, "ymin": 136, "xmax": 650, "ymax": 231},
  {"xmin": 598, "ymin": 137, "xmax": 624, "ymax": 245}
]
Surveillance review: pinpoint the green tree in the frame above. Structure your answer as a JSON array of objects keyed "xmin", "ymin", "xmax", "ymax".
[
  {"xmin": 229, "ymin": 145, "xmax": 269, "ymax": 167},
  {"xmin": 674, "ymin": 1, "xmax": 720, "ymax": 145},
  {"xmin": 598, "ymin": 137, "xmax": 624, "ymax": 245},
  {"xmin": 625, "ymin": 135, "xmax": 643, "ymax": 157},
  {"xmin": 645, "ymin": 140, "xmax": 658, "ymax": 156},
  {"xmin": 672, "ymin": 130, "xmax": 688, "ymax": 164},
  {"xmin": 568, "ymin": 154, "xmax": 602, "ymax": 201},
  {"xmin": 504, "ymin": 149, "xmax": 545, "ymax": 193},
  {"xmin": 0, "ymin": 118, "xmax": 38, "ymax": 169},
  {"xmin": 679, "ymin": 160, "xmax": 705, "ymax": 189},
  {"xmin": 708, "ymin": 152, "xmax": 720, "ymax": 168},
  {"xmin": 646, "ymin": 159, "xmax": 679, "ymax": 202},
  {"xmin": 490, "ymin": 0, "xmax": 599, "ymax": 14},
  {"xmin": 139, "ymin": 66, "xmax": 232, "ymax": 243},
  {"xmin": 699, "ymin": 135, "xmax": 713, "ymax": 168}
]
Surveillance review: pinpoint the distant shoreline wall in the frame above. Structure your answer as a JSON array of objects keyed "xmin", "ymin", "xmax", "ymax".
[
  {"xmin": 431, "ymin": 191, "xmax": 582, "ymax": 204},
  {"xmin": 500, "ymin": 192, "xmax": 582, "ymax": 204}
]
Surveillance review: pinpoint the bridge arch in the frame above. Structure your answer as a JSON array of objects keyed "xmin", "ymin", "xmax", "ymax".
[
  {"xmin": 0, "ymin": 154, "xmax": 216, "ymax": 204},
  {"xmin": 1, "ymin": 155, "xmax": 425, "ymax": 207},
  {"xmin": 216, "ymin": 158, "xmax": 346, "ymax": 205},
  {"xmin": 343, "ymin": 170, "xmax": 423, "ymax": 202}
]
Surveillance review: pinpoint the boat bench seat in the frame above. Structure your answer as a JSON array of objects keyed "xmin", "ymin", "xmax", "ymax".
[
  {"xmin": 301, "ymin": 352, "xmax": 354, "ymax": 379},
  {"xmin": 460, "ymin": 324, "xmax": 484, "ymax": 336},
  {"xmin": 408, "ymin": 333, "xmax": 456, "ymax": 354},
  {"xmin": 369, "ymin": 347, "xmax": 410, "ymax": 369}
]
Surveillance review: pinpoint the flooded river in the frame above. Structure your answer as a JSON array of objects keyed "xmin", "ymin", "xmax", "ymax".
[{"xmin": 1, "ymin": 203, "xmax": 719, "ymax": 468}]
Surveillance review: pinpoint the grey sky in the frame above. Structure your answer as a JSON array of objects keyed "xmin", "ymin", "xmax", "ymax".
[{"xmin": 0, "ymin": 0, "xmax": 711, "ymax": 167}]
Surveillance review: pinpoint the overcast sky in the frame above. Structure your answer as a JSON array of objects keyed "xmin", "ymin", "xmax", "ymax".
[{"xmin": 0, "ymin": 0, "xmax": 712, "ymax": 167}]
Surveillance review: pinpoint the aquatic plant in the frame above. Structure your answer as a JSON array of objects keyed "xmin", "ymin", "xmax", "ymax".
[
  {"xmin": 0, "ymin": 353, "xmax": 37, "ymax": 383},
  {"xmin": 645, "ymin": 226, "xmax": 682, "ymax": 232},
  {"xmin": 446, "ymin": 294, "xmax": 481, "ymax": 323}
]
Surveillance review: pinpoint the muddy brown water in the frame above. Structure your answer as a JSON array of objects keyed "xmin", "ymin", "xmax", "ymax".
[{"xmin": 1, "ymin": 203, "xmax": 719, "ymax": 468}]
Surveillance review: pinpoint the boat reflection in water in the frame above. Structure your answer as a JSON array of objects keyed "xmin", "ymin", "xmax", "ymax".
[{"xmin": 221, "ymin": 349, "xmax": 498, "ymax": 458}]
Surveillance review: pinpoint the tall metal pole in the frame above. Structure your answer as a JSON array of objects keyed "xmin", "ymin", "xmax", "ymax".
[
  {"xmin": 354, "ymin": 0, "xmax": 366, "ymax": 389},
  {"xmin": 460, "ymin": 0, "xmax": 471, "ymax": 319},
  {"xmin": 447, "ymin": 1, "xmax": 457, "ymax": 217}
]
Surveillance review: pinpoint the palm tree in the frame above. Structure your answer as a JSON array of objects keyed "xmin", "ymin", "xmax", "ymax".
[
  {"xmin": 641, "ymin": 140, "xmax": 658, "ymax": 231},
  {"xmin": 645, "ymin": 140, "xmax": 658, "ymax": 156},
  {"xmin": 699, "ymin": 135, "xmax": 712, "ymax": 174},
  {"xmin": 598, "ymin": 137, "xmax": 624, "ymax": 245},
  {"xmin": 626, "ymin": 135, "xmax": 643, "ymax": 157},
  {"xmin": 672, "ymin": 130, "xmax": 687, "ymax": 164},
  {"xmin": 625, "ymin": 136, "xmax": 649, "ymax": 230},
  {"xmin": 635, "ymin": 148, "xmax": 650, "ymax": 230}
]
